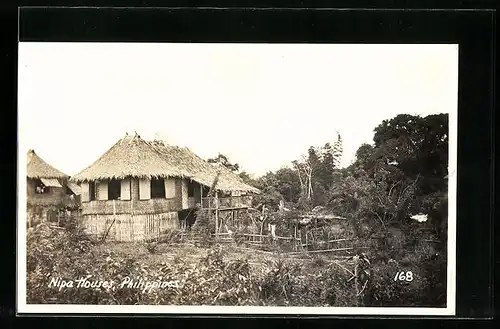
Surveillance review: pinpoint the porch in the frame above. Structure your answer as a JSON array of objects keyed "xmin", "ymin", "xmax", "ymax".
[{"xmin": 201, "ymin": 195, "xmax": 253, "ymax": 210}]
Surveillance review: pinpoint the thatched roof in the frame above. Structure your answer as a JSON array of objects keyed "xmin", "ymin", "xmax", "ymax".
[
  {"xmin": 27, "ymin": 149, "xmax": 68, "ymax": 180},
  {"xmin": 70, "ymin": 133, "xmax": 260, "ymax": 194},
  {"xmin": 67, "ymin": 182, "xmax": 81, "ymax": 195}
]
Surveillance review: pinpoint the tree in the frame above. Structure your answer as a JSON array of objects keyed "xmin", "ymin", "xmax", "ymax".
[
  {"xmin": 292, "ymin": 132, "xmax": 344, "ymax": 203},
  {"xmin": 373, "ymin": 113, "xmax": 448, "ymax": 185},
  {"xmin": 292, "ymin": 160, "xmax": 306, "ymax": 198},
  {"xmin": 319, "ymin": 132, "xmax": 344, "ymax": 189},
  {"xmin": 331, "ymin": 131, "xmax": 344, "ymax": 169},
  {"xmin": 252, "ymin": 172, "xmax": 285, "ymax": 210},
  {"xmin": 252, "ymin": 168, "xmax": 302, "ymax": 207},
  {"xmin": 354, "ymin": 143, "xmax": 375, "ymax": 169},
  {"xmin": 274, "ymin": 168, "xmax": 302, "ymax": 203},
  {"xmin": 207, "ymin": 153, "xmax": 240, "ymax": 172},
  {"xmin": 238, "ymin": 171, "xmax": 254, "ymax": 184},
  {"xmin": 372, "ymin": 114, "xmax": 448, "ymax": 221}
]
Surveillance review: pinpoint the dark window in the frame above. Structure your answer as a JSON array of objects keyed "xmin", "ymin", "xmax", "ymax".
[
  {"xmin": 201, "ymin": 185, "xmax": 210, "ymax": 197},
  {"xmin": 188, "ymin": 180, "xmax": 196, "ymax": 197},
  {"xmin": 34, "ymin": 179, "xmax": 50, "ymax": 194},
  {"xmin": 89, "ymin": 181, "xmax": 96, "ymax": 201},
  {"xmin": 151, "ymin": 178, "xmax": 165, "ymax": 198},
  {"xmin": 108, "ymin": 179, "xmax": 121, "ymax": 200}
]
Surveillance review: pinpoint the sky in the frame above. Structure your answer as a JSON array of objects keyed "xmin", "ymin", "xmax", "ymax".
[{"xmin": 18, "ymin": 43, "xmax": 458, "ymax": 178}]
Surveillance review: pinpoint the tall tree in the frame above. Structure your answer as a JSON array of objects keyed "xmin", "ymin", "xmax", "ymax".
[
  {"xmin": 207, "ymin": 153, "xmax": 240, "ymax": 172},
  {"xmin": 372, "ymin": 113, "xmax": 448, "ymax": 197},
  {"xmin": 331, "ymin": 131, "xmax": 344, "ymax": 169},
  {"xmin": 319, "ymin": 132, "xmax": 344, "ymax": 189},
  {"xmin": 320, "ymin": 143, "xmax": 335, "ymax": 188}
]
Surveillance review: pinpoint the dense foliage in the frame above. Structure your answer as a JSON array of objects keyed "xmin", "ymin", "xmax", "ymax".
[
  {"xmin": 27, "ymin": 223, "xmax": 361, "ymax": 306},
  {"xmin": 216, "ymin": 113, "xmax": 449, "ymax": 306}
]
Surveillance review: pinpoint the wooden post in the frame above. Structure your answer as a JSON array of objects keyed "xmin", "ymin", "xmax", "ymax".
[
  {"xmin": 305, "ymin": 228, "xmax": 308, "ymax": 250},
  {"xmin": 294, "ymin": 226, "xmax": 297, "ymax": 251},
  {"xmin": 215, "ymin": 191, "xmax": 219, "ymax": 238},
  {"xmin": 200, "ymin": 183, "xmax": 203, "ymax": 205},
  {"xmin": 353, "ymin": 255, "xmax": 360, "ymax": 305}
]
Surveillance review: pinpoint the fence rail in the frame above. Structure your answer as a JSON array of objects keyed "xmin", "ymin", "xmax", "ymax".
[{"xmin": 201, "ymin": 196, "xmax": 253, "ymax": 209}]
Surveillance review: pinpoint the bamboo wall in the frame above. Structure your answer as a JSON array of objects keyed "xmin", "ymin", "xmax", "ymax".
[
  {"xmin": 79, "ymin": 177, "xmax": 189, "ymax": 242},
  {"xmin": 81, "ymin": 199, "xmax": 178, "ymax": 215},
  {"xmin": 82, "ymin": 212, "xmax": 179, "ymax": 242}
]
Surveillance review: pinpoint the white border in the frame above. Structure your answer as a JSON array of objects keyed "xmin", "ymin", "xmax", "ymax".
[{"xmin": 16, "ymin": 43, "xmax": 458, "ymax": 316}]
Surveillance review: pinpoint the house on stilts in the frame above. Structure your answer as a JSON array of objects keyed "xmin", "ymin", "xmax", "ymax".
[
  {"xmin": 26, "ymin": 149, "xmax": 81, "ymax": 226},
  {"xmin": 69, "ymin": 133, "xmax": 260, "ymax": 242}
]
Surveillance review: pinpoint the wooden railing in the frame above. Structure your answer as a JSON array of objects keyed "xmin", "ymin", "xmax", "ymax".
[{"xmin": 201, "ymin": 195, "xmax": 252, "ymax": 209}]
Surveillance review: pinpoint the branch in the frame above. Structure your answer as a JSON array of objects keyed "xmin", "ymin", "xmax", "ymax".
[
  {"xmin": 388, "ymin": 181, "xmax": 401, "ymax": 198},
  {"xmin": 371, "ymin": 210, "xmax": 386, "ymax": 230},
  {"xmin": 356, "ymin": 279, "xmax": 369, "ymax": 296},
  {"xmin": 375, "ymin": 193, "xmax": 385, "ymax": 209},
  {"xmin": 397, "ymin": 174, "xmax": 420, "ymax": 206}
]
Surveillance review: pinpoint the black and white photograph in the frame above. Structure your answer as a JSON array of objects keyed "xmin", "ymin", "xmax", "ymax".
[{"xmin": 17, "ymin": 42, "xmax": 457, "ymax": 315}]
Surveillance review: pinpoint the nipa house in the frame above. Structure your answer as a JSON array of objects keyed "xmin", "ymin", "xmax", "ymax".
[
  {"xmin": 26, "ymin": 149, "xmax": 81, "ymax": 225},
  {"xmin": 70, "ymin": 133, "xmax": 260, "ymax": 242}
]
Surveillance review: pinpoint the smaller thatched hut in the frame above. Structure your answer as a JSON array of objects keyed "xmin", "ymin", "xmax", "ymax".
[{"xmin": 26, "ymin": 149, "xmax": 80, "ymax": 225}]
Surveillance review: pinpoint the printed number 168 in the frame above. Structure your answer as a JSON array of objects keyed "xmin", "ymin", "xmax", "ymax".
[{"xmin": 394, "ymin": 271, "xmax": 414, "ymax": 282}]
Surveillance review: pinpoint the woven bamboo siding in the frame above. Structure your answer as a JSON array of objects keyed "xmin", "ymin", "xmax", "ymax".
[
  {"xmin": 139, "ymin": 178, "xmax": 151, "ymax": 200},
  {"xmin": 98, "ymin": 180, "xmax": 108, "ymax": 200},
  {"xmin": 120, "ymin": 178, "xmax": 131, "ymax": 200},
  {"xmin": 174, "ymin": 178, "xmax": 183, "ymax": 209},
  {"xmin": 131, "ymin": 178, "xmax": 140, "ymax": 201},
  {"xmin": 81, "ymin": 182, "xmax": 90, "ymax": 202},
  {"xmin": 82, "ymin": 198, "xmax": 178, "ymax": 215},
  {"xmin": 81, "ymin": 212, "xmax": 178, "ymax": 242},
  {"xmin": 181, "ymin": 179, "xmax": 189, "ymax": 209}
]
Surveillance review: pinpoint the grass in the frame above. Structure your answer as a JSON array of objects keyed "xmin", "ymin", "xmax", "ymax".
[
  {"xmin": 92, "ymin": 241, "xmax": 353, "ymax": 274},
  {"xmin": 27, "ymin": 223, "xmax": 446, "ymax": 307}
]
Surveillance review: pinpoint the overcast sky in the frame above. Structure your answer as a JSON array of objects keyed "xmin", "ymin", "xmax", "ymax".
[{"xmin": 18, "ymin": 43, "xmax": 458, "ymax": 177}]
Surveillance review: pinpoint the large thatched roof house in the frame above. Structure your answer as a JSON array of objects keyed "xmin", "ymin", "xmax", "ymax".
[
  {"xmin": 27, "ymin": 149, "xmax": 80, "ymax": 207},
  {"xmin": 70, "ymin": 133, "xmax": 260, "ymax": 241}
]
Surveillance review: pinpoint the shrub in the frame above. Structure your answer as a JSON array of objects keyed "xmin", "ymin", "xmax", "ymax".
[
  {"xmin": 191, "ymin": 209, "xmax": 215, "ymax": 247},
  {"xmin": 145, "ymin": 242, "xmax": 158, "ymax": 254},
  {"xmin": 26, "ymin": 218, "xmax": 445, "ymax": 307},
  {"xmin": 158, "ymin": 229, "xmax": 182, "ymax": 245}
]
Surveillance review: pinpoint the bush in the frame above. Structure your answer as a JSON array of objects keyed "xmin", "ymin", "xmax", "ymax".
[
  {"xmin": 159, "ymin": 229, "xmax": 182, "ymax": 245},
  {"xmin": 191, "ymin": 209, "xmax": 215, "ymax": 247},
  {"xmin": 361, "ymin": 223, "xmax": 447, "ymax": 307},
  {"xmin": 26, "ymin": 223, "xmax": 360, "ymax": 306},
  {"xmin": 145, "ymin": 242, "xmax": 158, "ymax": 254},
  {"xmin": 26, "ymin": 219, "xmax": 445, "ymax": 307}
]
